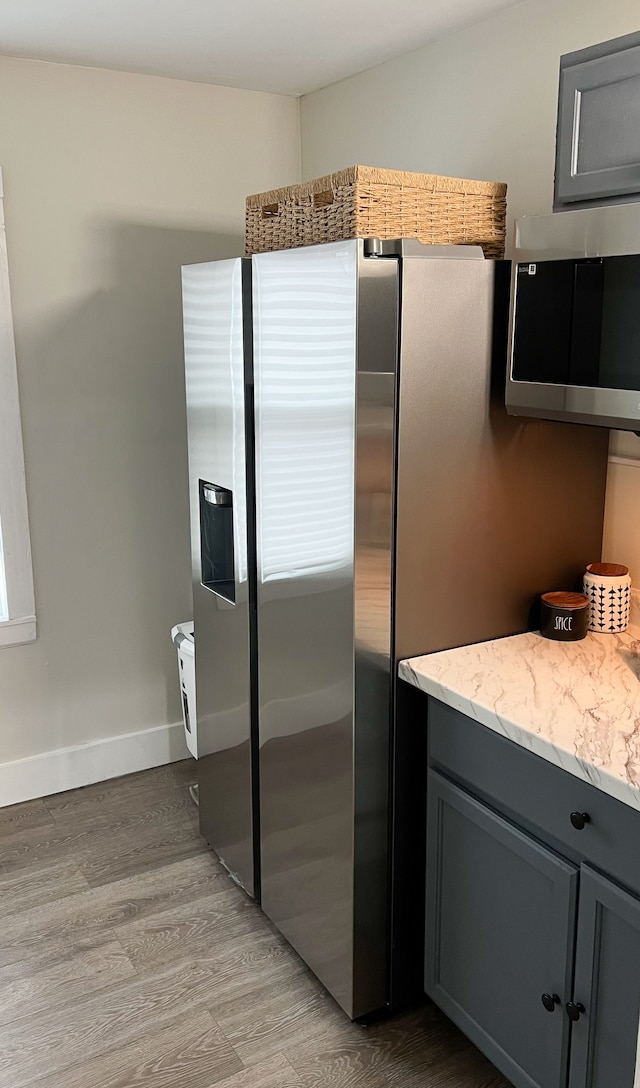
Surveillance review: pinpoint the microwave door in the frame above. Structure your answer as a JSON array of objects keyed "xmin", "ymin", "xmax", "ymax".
[{"xmin": 512, "ymin": 261, "xmax": 573, "ymax": 385}]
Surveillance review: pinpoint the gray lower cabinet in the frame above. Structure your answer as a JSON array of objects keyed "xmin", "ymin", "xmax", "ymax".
[
  {"xmin": 425, "ymin": 770, "xmax": 577, "ymax": 1088},
  {"xmin": 423, "ymin": 697, "xmax": 640, "ymax": 1088},
  {"xmin": 569, "ymin": 867, "xmax": 640, "ymax": 1088}
]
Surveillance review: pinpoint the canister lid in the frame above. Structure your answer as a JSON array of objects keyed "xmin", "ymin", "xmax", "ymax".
[
  {"xmin": 541, "ymin": 591, "xmax": 589, "ymax": 609},
  {"xmin": 586, "ymin": 563, "xmax": 629, "ymax": 577}
]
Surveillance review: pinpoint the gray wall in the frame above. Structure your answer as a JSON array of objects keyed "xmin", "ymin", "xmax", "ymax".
[
  {"xmin": 0, "ymin": 55, "xmax": 300, "ymax": 778},
  {"xmin": 300, "ymin": 0, "xmax": 640, "ymax": 582}
]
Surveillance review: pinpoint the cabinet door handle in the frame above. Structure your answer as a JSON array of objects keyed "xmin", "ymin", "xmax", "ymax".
[
  {"xmin": 541, "ymin": 993, "xmax": 561, "ymax": 1012},
  {"xmin": 570, "ymin": 811, "xmax": 591, "ymax": 830},
  {"xmin": 566, "ymin": 1001, "xmax": 586, "ymax": 1022}
]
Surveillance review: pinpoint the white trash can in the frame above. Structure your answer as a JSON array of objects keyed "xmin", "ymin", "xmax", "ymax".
[{"xmin": 171, "ymin": 621, "xmax": 197, "ymax": 759}]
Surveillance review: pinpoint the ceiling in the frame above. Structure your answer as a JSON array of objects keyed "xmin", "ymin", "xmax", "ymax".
[{"xmin": 0, "ymin": 0, "xmax": 524, "ymax": 97}]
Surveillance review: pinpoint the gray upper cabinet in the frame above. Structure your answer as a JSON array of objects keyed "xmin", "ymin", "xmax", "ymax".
[
  {"xmin": 555, "ymin": 30, "xmax": 640, "ymax": 209},
  {"xmin": 425, "ymin": 769, "xmax": 577, "ymax": 1088},
  {"xmin": 569, "ymin": 866, "xmax": 640, "ymax": 1088}
]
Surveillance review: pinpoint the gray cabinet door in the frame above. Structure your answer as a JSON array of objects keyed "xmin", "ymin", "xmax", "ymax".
[
  {"xmin": 425, "ymin": 770, "xmax": 577, "ymax": 1088},
  {"xmin": 555, "ymin": 31, "xmax": 640, "ymax": 208},
  {"xmin": 569, "ymin": 866, "xmax": 640, "ymax": 1088}
]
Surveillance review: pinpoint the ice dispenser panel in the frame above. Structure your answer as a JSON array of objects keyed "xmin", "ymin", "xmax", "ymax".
[{"xmin": 199, "ymin": 480, "xmax": 235, "ymax": 604}]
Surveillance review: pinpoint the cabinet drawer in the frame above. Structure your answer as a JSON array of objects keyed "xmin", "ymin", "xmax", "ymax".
[{"xmin": 428, "ymin": 698, "xmax": 640, "ymax": 897}]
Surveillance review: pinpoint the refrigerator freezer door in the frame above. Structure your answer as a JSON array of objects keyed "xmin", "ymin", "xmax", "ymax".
[
  {"xmin": 253, "ymin": 240, "xmax": 398, "ymax": 1018},
  {"xmin": 182, "ymin": 258, "xmax": 257, "ymax": 897}
]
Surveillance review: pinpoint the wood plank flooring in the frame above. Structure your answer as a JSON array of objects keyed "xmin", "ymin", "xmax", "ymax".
[{"xmin": 0, "ymin": 760, "xmax": 511, "ymax": 1087}]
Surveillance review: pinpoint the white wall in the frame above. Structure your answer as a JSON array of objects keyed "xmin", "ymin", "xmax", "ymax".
[
  {"xmin": 301, "ymin": 0, "xmax": 640, "ymax": 581},
  {"xmin": 0, "ymin": 55, "xmax": 300, "ymax": 796}
]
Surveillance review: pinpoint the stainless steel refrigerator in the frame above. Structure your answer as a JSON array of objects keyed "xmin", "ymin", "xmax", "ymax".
[{"xmin": 182, "ymin": 239, "xmax": 608, "ymax": 1020}]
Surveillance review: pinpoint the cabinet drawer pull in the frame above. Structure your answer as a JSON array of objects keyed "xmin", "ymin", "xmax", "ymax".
[
  {"xmin": 541, "ymin": 993, "xmax": 561, "ymax": 1012},
  {"xmin": 570, "ymin": 811, "xmax": 591, "ymax": 830},
  {"xmin": 566, "ymin": 1001, "xmax": 586, "ymax": 1022}
]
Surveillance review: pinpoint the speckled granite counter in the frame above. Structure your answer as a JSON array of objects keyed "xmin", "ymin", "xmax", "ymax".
[{"xmin": 399, "ymin": 595, "xmax": 640, "ymax": 812}]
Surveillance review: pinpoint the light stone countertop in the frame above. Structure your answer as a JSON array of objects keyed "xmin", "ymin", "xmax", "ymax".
[{"xmin": 399, "ymin": 594, "xmax": 640, "ymax": 812}]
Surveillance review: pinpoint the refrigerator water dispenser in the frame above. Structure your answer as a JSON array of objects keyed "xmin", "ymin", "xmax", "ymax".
[{"xmin": 199, "ymin": 480, "xmax": 235, "ymax": 603}]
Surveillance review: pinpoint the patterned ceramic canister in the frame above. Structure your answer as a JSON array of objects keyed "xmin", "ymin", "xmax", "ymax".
[{"xmin": 583, "ymin": 563, "xmax": 631, "ymax": 633}]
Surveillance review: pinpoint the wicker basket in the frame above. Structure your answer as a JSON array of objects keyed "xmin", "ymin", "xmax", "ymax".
[{"xmin": 246, "ymin": 165, "xmax": 507, "ymax": 259}]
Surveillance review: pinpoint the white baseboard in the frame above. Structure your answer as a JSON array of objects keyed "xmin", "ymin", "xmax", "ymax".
[{"xmin": 0, "ymin": 721, "xmax": 191, "ymax": 808}]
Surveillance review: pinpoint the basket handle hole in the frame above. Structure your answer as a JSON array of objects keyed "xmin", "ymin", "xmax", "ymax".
[
  {"xmin": 313, "ymin": 190, "xmax": 334, "ymax": 210},
  {"xmin": 261, "ymin": 203, "xmax": 279, "ymax": 219}
]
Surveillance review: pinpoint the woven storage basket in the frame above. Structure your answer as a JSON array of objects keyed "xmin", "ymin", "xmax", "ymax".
[{"xmin": 246, "ymin": 165, "xmax": 507, "ymax": 259}]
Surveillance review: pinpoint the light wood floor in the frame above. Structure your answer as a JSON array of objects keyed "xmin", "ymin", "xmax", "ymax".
[{"xmin": 0, "ymin": 760, "xmax": 511, "ymax": 1088}]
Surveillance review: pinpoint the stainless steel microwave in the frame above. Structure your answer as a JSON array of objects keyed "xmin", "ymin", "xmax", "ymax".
[{"xmin": 506, "ymin": 204, "xmax": 640, "ymax": 432}]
